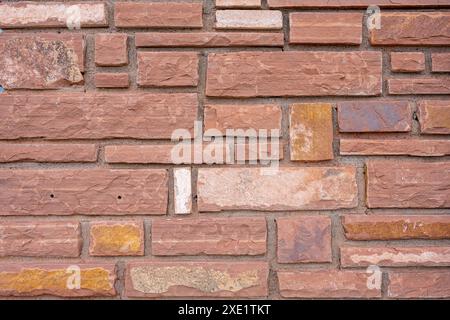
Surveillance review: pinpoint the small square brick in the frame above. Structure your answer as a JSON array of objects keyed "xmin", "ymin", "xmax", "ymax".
[{"xmin": 95, "ymin": 33, "xmax": 128, "ymax": 67}]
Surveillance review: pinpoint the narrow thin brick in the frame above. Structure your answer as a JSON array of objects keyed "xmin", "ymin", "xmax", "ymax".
[
  {"xmin": 388, "ymin": 78, "xmax": 450, "ymax": 95},
  {"xmin": 152, "ymin": 218, "xmax": 267, "ymax": 255},
  {"xmin": 388, "ymin": 272, "xmax": 450, "ymax": 298},
  {"xmin": 290, "ymin": 12, "xmax": 362, "ymax": 45},
  {"xmin": 197, "ymin": 167, "xmax": 358, "ymax": 212},
  {"xmin": 0, "ymin": 221, "xmax": 81, "ymax": 257},
  {"xmin": 0, "ymin": 169, "xmax": 168, "ymax": 216},
  {"xmin": 125, "ymin": 261, "xmax": 268, "ymax": 298},
  {"xmin": 0, "ymin": 144, "xmax": 97, "ymax": 163},
  {"xmin": 215, "ymin": 10, "xmax": 282, "ymax": 30},
  {"xmin": 216, "ymin": 0, "xmax": 261, "ymax": 8},
  {"xmin": 268, "ymin": 0, "xmax": 450, "ymax": 8},
  {"xmin": 418, "ymin": 100, "xmax": 450, "ymax": 134},
  {"xmin": 342, "ymin": 215, "xmax": 450, "ymax": 240},
  {"xmin": 95, "ymin": 73, "xmax": 129, "ymax": 88},
  {"xmin": 277, "ymin": 216, "xmax": 331, "ymax": 263},
  {"xmin": 391, "ymin": 52, "xmax": 425, "ymax": 72},
  {"xmin": 366, "ymin": 161, "xmax": 450, "ymax": 208}
]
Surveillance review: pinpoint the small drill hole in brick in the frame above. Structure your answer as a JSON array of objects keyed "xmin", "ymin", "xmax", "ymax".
[
  {"xmin": 117, "ymin": 195, "xmax": 122, "ymax": 200},
  {"xmin": 50, "ymin": 194, "xmax": 55, "ymax": 198}
]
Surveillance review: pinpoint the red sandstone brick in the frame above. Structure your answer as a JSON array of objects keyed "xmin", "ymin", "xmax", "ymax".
[
  {"xmin": 391, "ymin": 52, "xmax": 425, "ymax": 72},
  {"xmin": 95, "ymin": 73, "xmax": 129, "ymax": 88},
  {"xmin": 388, "ymin": 78, "xmax": 450, "ymax": 95},
  {"xmin": 388, "ymin": 271, "xmax": 450, "ymax": 298},
  {"xmin": 418, "ymin": 100, "xmax": 450, "ymax": 134},
  {"xmin": 95, "ymin": 33, "xmax": 128, "ymax": 67},
  {"xmin": 432, "ymin": 53, "xmax": 450, "ymax": 72},
  {"xmin": 268, "ymin": 0, "xmax": 450, "ymax": 8},
  {"xmin": 0, "ymin": 144, "xmax": 97, "ymax": 163}
]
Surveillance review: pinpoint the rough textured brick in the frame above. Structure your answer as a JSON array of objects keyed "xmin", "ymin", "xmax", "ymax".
[
  {"xmin": 197, "ymin": 167, "xmax": 357, "ymax": 212},
  {"xmin": 89, "ymin": 221, "xmax": 144, "ymax": 256},
  {"xmin": 114, "ymin": 2, "xmax": 203, "ymax": 28},
  {"xmin": 152, "ymin": 218, "xmax": 267, "ymax": 255},
  {"xmin": 391, "ymin": 52, "xmax": 425, "ymax": 72},
  {"xmin": 340, "ymin": 139, "xmax": 450, "ymax": 156},
  {"xmin": 371, "ymin": 13, "xmax": 450, "ymax": 46},
  {"xmin": 290, "ymin": 103, "xmax": 333, "ymax": 161},
  {"xmin": 388, "ymin": 78, "xmax": 450, "ymax": 95},
  {"xmin": 204, "ymin": 105, "xmax": 282, "ymax": 135},
  {"xmin": 388, "ymin": 271, "xmax": 450, "ymax": 298},
  {"xmin": 105, "ymin": 145, "xmax": 177, "ymax": 164},
  {"xmin": 0, "ymin": 144, "xmax": 97, "ymax": 163},
  {"xmin": 418, "ymin": 100, "xmax": 450, "ymax": 134},
  {"xmin": 235, "ymin": 142, "xmax": 284, "ymax": 162},
  {"xmin": 432, "ymin": 53, "xmax": 450, "ymax": 72},
  {"xmin": 0, "ymin": 2, "xmax": 107, "ymax": 28},
  {"xmin": 94, "ymin": 73, "xmax": 129, "ymax": 88},
  {"xmin": 0, "ymin": 169, "xmax": 168, "ymax": 215},
  {"xmin": 290, "ymin": 13, "xmax": 362, "ymax": 45},
  {"xmin": 215, "ymin": 10, "xmax": 282, "ymax": 30},
  {"xmin": 338, "ymin": 101, "xmax": 412, "ymax": 132},
  {"xmin": 125, "ymin": 261, "xmax": 268, "ymax": 298},
  {"xmin": 342, "ymin": 215, "xmax": 450, "ymax": 240},
  {"xmin": 268, "ymin": 0, "xmax": 450, "ymax": 8},
  {"xmin": 277, "ymin": 216, "xmax": 331, "ymax": 263},
  {"xmin": 206, "ymin": 51, "xmax": 382, "ymax": 97},
  {"xmin": 0, "ymin": 221, "xmax": 81, "ymax": 257},
  {"xmin": 0, "ymin": 35, "xmax": 84, "ymax": 89},
  {"xmin": 341, "ymin": 247, "xmax": 450, "ymax": 267},
  {"xmin": 173, "ymin": 168, "xmax": 192, "ymax": 215},
  {"xmin": 0, "ymin": 264, "xmax": 116, "ymax": 297},
  {"xmin": 278, "ymin": 270, "xmax": 381, "ymax": 298},
  {"xmin": 366, "ymin": 161, "xmax": 450, "ymax": 208},
  {"xmin": 0, "ymin": 93, "xmax": 197, "ymax": 140},
  {"xmin": 135, "ymin": 32, "xmax": 284, "ymax": 47},
  {"xmin": 216, "ymin": 0, "xmax": 261, "ymax": 8},
  {"xmin": 138, "ymin": 52, "xmax": 199, "ymax": 87},
  {"xmin": 95, "ymin": 34, "xmax": 128, "ymax": 67}
]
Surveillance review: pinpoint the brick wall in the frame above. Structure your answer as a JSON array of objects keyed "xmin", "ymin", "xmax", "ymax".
[{"xmin": 0, "ymin": 0, "xmax": 449, "ymax": 299}]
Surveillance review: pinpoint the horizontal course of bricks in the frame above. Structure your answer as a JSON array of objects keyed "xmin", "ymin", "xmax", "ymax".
[{"xmin": 0, "ymin": 0, "xmax": 449, "ymax": 299}]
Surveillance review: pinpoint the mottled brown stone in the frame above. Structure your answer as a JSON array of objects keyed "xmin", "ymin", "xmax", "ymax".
[
  {"xmin": 94, "ymin": 73, "xmax": 129, "ymax": 88},
  {"xmin": 366, "ymin": 161, "xmax": 450, "ymax": 208},
  {"xmin": 0, "ymin": 2, "xmax": 107, "ymax": 28},
  {"xmin": 206, "ymin": 51, "xmax": 382, "ymax": 97},
  {"xmin": 0, "ymin": 221, "xmax": 81, "ymax": 257},
  {"xmin": 391, "ymin": 52, "xmax": 425, "ymax": 72},
  {"xmin": 342, "ymin": 215, "xmax": 450, "ymax": 240},
  {"xmin": 89, "ymin": 221, "xmax": 144, "ymax": 256},
  {"xmin": 290, "ymin": 103, "xmax": 333, "ymax": 161},
  {"xmin": 338, "ymin": 101, "xmax": 412, "ymax": 132},
  {"xmin": 152, "ymin": 218, "xmax": 267, "ymax": 256},
  {"xmin": 388, "ymin": 271, "xmax": 450, "ymax": 298},
  {"xmin": 340, "ymin": 139, "xmax": 450, "ymax": 156},
  {"xmin": 0, "ymin": 263, "xmax": 116, "ymax": 297},
  {"xmin": 138, "ymin": 52, "xmax": 199, "ymax": 87},
  {"xmin": 95, "ymin": 33, "xmax": 128, "ymax": 67},
  {"xmin": 278, "ymin": 270, "xmax": 381, "ymax": 298},
  {"xmin": 341, "ymin": 247, "xmax": 450, "ymax": 267},
  {"xmin": 388, "ymin": 78, "xmax": 450, "ymax": 95},
  {"xmin": 114, "ymin": 2, "xmax": 203, "ymax": 28},
  {"xmin": 371, "ymin": 13, "xmax": 450, "ymax": 45},
  {"xmin": 125, "ymin": 261, "xmax": 268, "ymax": 297},
  {"xmin": 197, "ymin": 167, "xmax": 358, "ymax": 212},
  {"xmin": 0, "ymin": 144, "xmax": 97, "ymax": 163},
  {"xmin": 135, "ymin": 32, "xmax": 284, "ymax": 47},
  {"xmin": 290, "ymin": 12, "xmax": 362, "ymax": 44},
  {"xmin": 204, "ymin": 105, "xmax": 282, "ymax": 135},
  {"xmin": 0, "ymin": 93, "xmax": 197, "ymax": 140},
  {"xmin": 432, "ymin": 53, "xmax": 450, "ymax": 72},
  {"xmin": 418, "ymin": 100, "xmax": 450, "ymax": 134},
  {"xmin": 0, "ymin": 169, "xmax": 168, "ymax": 215},
  {"xmin": 268, "ymin": 0, "xmax": 450, "ymax": 8},
  {"xmin": 0, "ymin": 37, "xmax": 83, "ymax": 89},
  {"xmin": 277, "ymin": 216, "xmax": 331, "ymax": 263}
]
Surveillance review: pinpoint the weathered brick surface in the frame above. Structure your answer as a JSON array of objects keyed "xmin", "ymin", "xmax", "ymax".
[
  {"xmin": 366, "ymin": 161, "xmax": 450, "ymax": 208},
  {"xmin": 0, "ymin": 263, "xmax": 116, "ymax": 297},
  {"xmin": 342, "ymin": 215, "xmax": 450, "ymax": 240},
  {"xmin": 206, "ymin": 51, "xmax": 382, "ymax": 97},
  {"xmin": 278, "ymin": 270, "xmax": 381, "ymax": 298},
  {"xmin": 0, "ymin": 93, "xmax": 197, "ymax": 140},
  {"xmin": 388, "ymin": 271, "xmax": 450, "ymax": 298},
  {"xmin": 338, "ymin": 101, "xmax": 412, "ymax": 132},
  {"xmin": 125, "ymin": 261, "xmax": 268, "ymax": 298},
  {"xmin": 371, "ymin": 13, "xmax": 450, "ymax": 45},
  {"xmin": 418, "ymin": 100, "xmax": 450, "ymax": 134},
  {"xmin": 197, "ymin": 167, "xmax": 358, "ymax": 212},
  {"xmin": 0, "ymin": 221, "xmax": 81, "ymax": 257},
  {"xmin": 152, "ymin": 218, "xmax": 267, "ymax": 256},
  {"xmin": 114, "ymin": 2, "xmax": 203, "ymax": 28},
  {"xmin": 290, "ymin": 13, "xmax": 362, "ymax": 44},
  {"xmin": 277, "ymin": 216, "xmax": 331, "ymax": 263},
  {"xmin": 1, "ymin": 0, "xmax": 450, "ymax": 301},
  {"xmin": 0, "ymin": 169, "xmax": 168, "ymax": 215}
]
